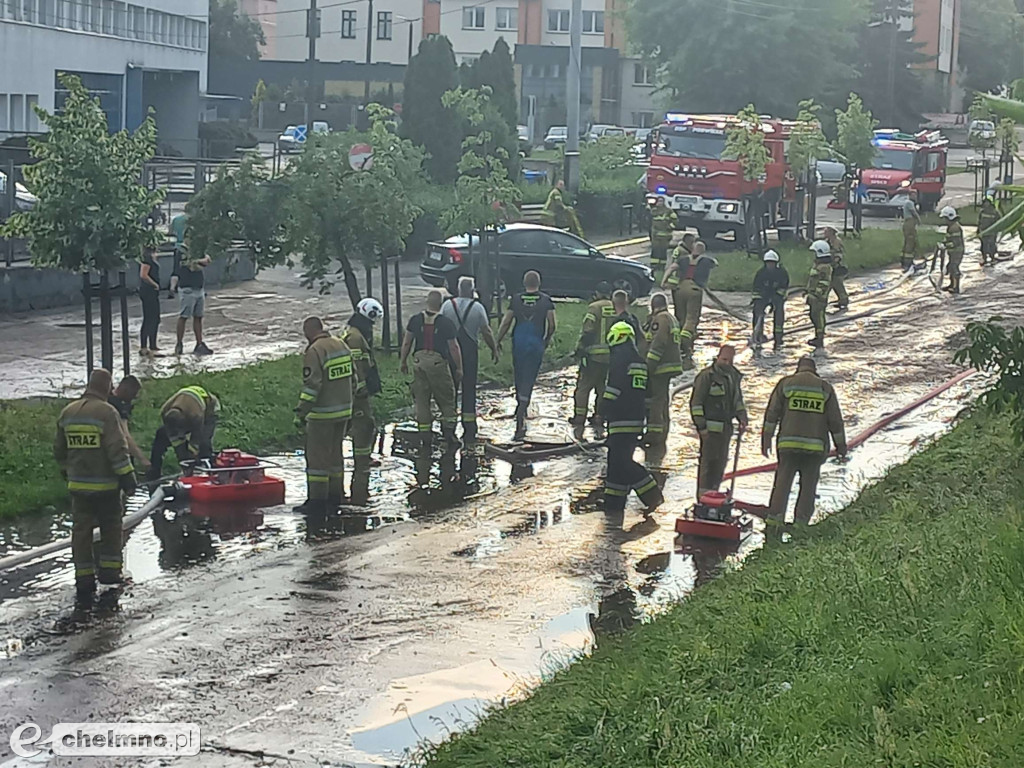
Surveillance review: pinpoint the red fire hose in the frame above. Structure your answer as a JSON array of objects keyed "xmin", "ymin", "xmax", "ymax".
[{"xmin": 722, "ymin": 368, "xmax": 977, "ymax": 483}]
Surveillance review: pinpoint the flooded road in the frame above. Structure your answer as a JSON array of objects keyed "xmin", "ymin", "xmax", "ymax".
[{"xmin": 0, "ymin": 246, "xmax": 1018, "ymax": 766}]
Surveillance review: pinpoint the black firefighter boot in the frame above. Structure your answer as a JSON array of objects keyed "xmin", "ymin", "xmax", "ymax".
[
  {"xmin": 441, "ymin": 425, "xmax": 462, "ymax": 450},
  {"xmin": 513, "ymin": 407, "xmax": 527, "ymax": 443},
  {"xmin": 680, "ymin": 337, "xmax": 696, "ymax": 371},
  {"xmin": 75, "ymin": 575, "xmax": 97, "ymax": 606}
]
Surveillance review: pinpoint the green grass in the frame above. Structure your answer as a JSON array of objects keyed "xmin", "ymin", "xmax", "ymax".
[
  {"xmin": 707, "ymin": 227, "xmax": 943, "ymax": 293},
  {"xmin": 922, "ymin": 203, "xmax": 980, "ymax": 228},
  {"xmin": 0, "ymin": 302, "xmax": 594, "ymax": 520},
  {"xmin": 423, "ymin": 412, "xmax": 1024, "ymax": 766}
]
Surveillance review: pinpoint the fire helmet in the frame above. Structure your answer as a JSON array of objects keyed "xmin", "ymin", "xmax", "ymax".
[
  {"xmin": 606, "ymin": 321, "xmax": 636, "ymax": 347},
  {"xmin": 940, "ymin": 206, "xmax": 958, "ymax": 220},
  {"xmin": 357, "ymin": 297, "xmax": 384, "ymax": 322},
  {"xmin": 809, "ymin": 240, "xmax": 832, "ymax": 259},
  {"xmin": 763, "ymin": 250, "xmax": 780, "ymax": 263}
]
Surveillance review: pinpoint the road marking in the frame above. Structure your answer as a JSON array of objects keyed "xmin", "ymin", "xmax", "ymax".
[{"xmin": 597, "ymin": 236, "xmax": 649, "ymax": 251}]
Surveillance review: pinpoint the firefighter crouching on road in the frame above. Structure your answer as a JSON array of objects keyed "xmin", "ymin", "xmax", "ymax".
[
  {"xmin": 762, "ymin": 356, "xmax": 847, "ymax": 525},
  {"xmin": 977, "ymin": 192, "xmax": 1000, "ymax": 267},
  {"xmin": 643, "ymin": 293, "xmax": 682, "ymax": 459},
  {"xmin": 571, "ymin": 281, "xmax": 616, "ymax": 441},
  {"xmin": 751, "ymin": 250, "xmax": 789, "ymax": 350},
  {"xmin": 294, "ymin": 316, "xmax": 355, "ymax": 513},
  {"xmin": 495, "ymin": 271, "xmax": 557, "ymax": 442},
  {"xmin": 823, "ymin": 226, "xmax": 849, "ymax": 311},
  {"xmin": 662, "ymin": 238, "xmax": 717, "ymax": 370},
  {"xmin": 149, "ymin": 384, "xmax": 220, "ymax": 480},
  {"xmin": 344, "ymin": 298, "xmax": 383, "ymax": 506},
  {"xmin": 599, "ymin": 322, "xmax": 664, "ymax": 515},
  {"xmin": 401, "ymin": 290, "xmax": 463, "ymax": 446},
  {"xmin": 940, "ymin": 206, "xmax": 965, "ymax": 294},
  {"xmin": 806, "ymin": 240, "xmax": 834, "ymax": 349},
  {"xmin": 54, "ymin": 368, "xmax": 136, "ymax": 603},
  {"xmin": 901, "ymin": 193, "xmax": 921, "ymax": 270},
  {"xmin": 648, "ymin": 197, "xmax": 677, "ymax": 283},
  {"xmin": 690, "ymin": 345, "xmax": 748, "ymax": 499}
]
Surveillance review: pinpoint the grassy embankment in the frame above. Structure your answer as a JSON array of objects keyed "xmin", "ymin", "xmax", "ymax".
[
  {"xmin": 423, "ymin": 412, "xmax": 1024, "ymax": 766},
  {"xmin": 0, "ymin": 302, "xmax": 594, "ymax": 521}
]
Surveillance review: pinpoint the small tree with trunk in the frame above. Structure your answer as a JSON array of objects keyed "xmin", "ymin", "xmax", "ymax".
[
  {"xmin": 285, "ymin": 106, "xmax": 424, "ymax": 305},
  {"xmin": 0, "ymin": 73, "xmax": 164, "ymax": 371},
  {"xmin": 835, "ymin": 93, "xmax": 878, "ymax": 170},
  {"xmin": 724, "ymin": 104, "xmax": 771, "ymax": 250},
  {"xmin": 788, "ymin": 99, "xmax": 830, "ymax": 239}
]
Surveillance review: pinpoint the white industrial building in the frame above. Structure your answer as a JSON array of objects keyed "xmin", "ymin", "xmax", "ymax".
[{"xmin": 0, "ymin": 0, "xmax": 208, "ymax": 155}]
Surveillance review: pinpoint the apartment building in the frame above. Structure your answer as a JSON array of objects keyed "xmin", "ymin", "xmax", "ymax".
[
  {"xmin": 910, "ymin": 0, "xmax": 962, "ymax": 110},
  {"xmin": 0, "ymin": 0, "xmax": 208, "ymax": 154}
]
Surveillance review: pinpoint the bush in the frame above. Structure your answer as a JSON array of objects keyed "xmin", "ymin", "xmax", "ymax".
[{"xmin": 199, "ymin": 120, "xmax": 258, "ymax": 159}]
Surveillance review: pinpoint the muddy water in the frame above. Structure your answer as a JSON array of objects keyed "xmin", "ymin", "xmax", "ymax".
[{"xmin": 0, "ymin": 250, "xmax": 1019, "ymax": 766}]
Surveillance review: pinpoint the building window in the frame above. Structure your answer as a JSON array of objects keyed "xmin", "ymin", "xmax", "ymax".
[
  {"xmin": 634, "ymin": 63, "xmax": 654, "ymax": 86},
  {"xmin": 495, "ymin": 6, "xmax": 516, "ymax": 30},
  {"xmin": 547, "ymin": 9, "xmax": 569, "ymax": 32},
  {"xmin": 462, "ymin": 6, "xmax": 485, "ymax": 29},
  {"xmin": 376, "ymin": 10, "xmax": 392, "ymax": 39},
  {"xmin": 632, "ymin": 112, "xmax": 655, "ymax": 128},
  {"xmin": 341, "ymin": 9, "xmax": 355, "ymax": 38},
  {"xmin": 22, "ymin": 0, "xmax": 36, "ymax": 24},
  {"xmin": 582, "ymin": 10, "xmax": 603, "ymax": 33}
]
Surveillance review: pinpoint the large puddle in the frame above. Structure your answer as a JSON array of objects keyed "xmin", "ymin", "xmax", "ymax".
[{"xmin": 0, "ymin": 251, "xmax": 1017, "ymax": 766}]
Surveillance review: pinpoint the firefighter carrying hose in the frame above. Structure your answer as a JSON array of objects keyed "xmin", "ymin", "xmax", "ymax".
[
  {"xmin": 344, "ymin": 298, "xmax": 383, "ymax": 506},
  {"xmin": 55, "ymin": 368, "xmax": 136, "ymax": 604},
  {"xmin": 571, "ymin": 281, "xmax": 616, "ymax": 441},
  {"xmin": 642, "ymin": 293, "xmax": 682, "ymax": 459},
  {"xmin": 940, "ymin": 206, "xmax": 965, "ymax": 294},
  {"xmin": 762, "ymin": 356, "xmax": 847, "ymax": 525},
  {"xmin": 690, "ymin": 345, "xmax": 748, "ymax": 499},
  {"xmin": 294, "ymin": 316, "xmax": 355, "ymax": 513},
  {"xmin": 662, "ymin": 238, "xmax": 717, "ymax": 370},
  {"xmin": 977, "ymin": 192, "xmax": 1000, "ymax": 267},
  {"xmin": 647, "ymin": 197, "xmax": 677, "ymax": 283},
  {"xmin": 149, "ymin": 384, "xmax": 220, "ymax": 480},
  {"xmin": 751, "ymin": 250, "xmax": 789, "ymax": 350},
  {"xmin": 806, "ymin": 240, "xmax": 834, "ymax": 349},
  {"xmin": 599, "ymin": 321, "xmax": 664, "ymax": 515}
]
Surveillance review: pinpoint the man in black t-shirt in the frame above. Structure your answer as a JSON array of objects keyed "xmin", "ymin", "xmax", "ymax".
[
  {"xmin": 172, "ymin": 247, "xmax": 213, "ymax": 357},
  {"xmin": 400, "ymin": 290, "xmax": 464, "ymax": 446},
  {"xmin": 495, "ymin": 271, "xmax": 557, "ymax": 441}
]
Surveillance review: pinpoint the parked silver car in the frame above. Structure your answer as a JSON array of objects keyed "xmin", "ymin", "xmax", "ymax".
[{"xmin": 814, "ymin": 158, "xmax": 846, "ymax": 186}]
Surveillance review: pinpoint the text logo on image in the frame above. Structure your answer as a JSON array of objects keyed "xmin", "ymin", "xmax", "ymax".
[{"xmin": 10, "ymin": 723, "xmax": 201, "ymax": 757}]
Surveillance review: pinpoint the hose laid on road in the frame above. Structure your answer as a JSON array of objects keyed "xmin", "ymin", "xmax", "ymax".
[
  {"xmin": 720, "ymin": 368, "xmax": 976, "ymax": 483},
  {"xmin": 0, "ymin": 487, "xmax": 166, "ymax": 574}
]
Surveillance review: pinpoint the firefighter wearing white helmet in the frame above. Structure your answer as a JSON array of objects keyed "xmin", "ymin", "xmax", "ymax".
[
  {"xmin": 343, "ymin": 297, "xmax": 384, "ymax": 505},
  {"xmin": 940, "ymin": 206, "xmax": 965, "ymax": 294},
  {"xmin": 977, "ymin": 193, "xmax": 1000, "ymax": 267},
  {"xmin": 806, "ymin": 240, "xmax": 833, "ymax": 349},
  {"xmin": 752, "ymin": 250, "xmax": 790, "ymax": 350}
]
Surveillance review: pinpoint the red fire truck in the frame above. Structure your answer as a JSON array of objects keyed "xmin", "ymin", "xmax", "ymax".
[
  {"xmin": 860, "ymin": 129, "xmax": 949, "ymax": 212},
  {"xmin": 644, "ymin": 113, "xmax": 800, "ymax": 245}
]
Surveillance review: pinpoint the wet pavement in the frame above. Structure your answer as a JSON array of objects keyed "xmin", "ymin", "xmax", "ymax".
[{"xmin": 0, "ymin": 235, "xmax": 1021, "ymax": 765}]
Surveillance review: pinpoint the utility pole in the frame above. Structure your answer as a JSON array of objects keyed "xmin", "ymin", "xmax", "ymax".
[
  {"xmin": 564, "ymin": 0, "xmax": 582, "ymax": 197},
  {"xmin": 886, "ymin": 0, "xmax": 898, "ymax": 126},
  {"xmin": 306, "ymin": 0, "xmax": 320, "ymax": 136},
  {"xmin": 408, "ymin": 19, "xmax": 414, "ymax": 63},
  {"xmin": 364, "ymin": 0, "xmax": 375, "ymax": 104}
]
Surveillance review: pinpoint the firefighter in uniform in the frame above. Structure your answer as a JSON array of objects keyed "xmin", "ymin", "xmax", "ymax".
[
  {"xmin": 751, "ymin": 250, "xmax": 789, "ymax": 350},
  {"xmin": 599, "ymin": 322, "xmax": 664, "ymax": 515},
  {"xmin": 690, "ymin": 345, "xmax": 747, "ymax": 499},
  {"xmin": 762, "ymin": 357, "xmax": 847, "ymax": 524},
  {"xmin": 823, "ymin": 226, "xmax": 848, "ymax": 310},
  {"xmin": 648, "ymin": 197, "xmax": 677, "ymax": 283},
  {"xmin": 149, "ymin": 384, "xmax": 220, "ymax": 479},
  {"xmin": 901, "ymin": 194, "xmax": 921, "ymax": 270},
  {"xmin": 344, "ymin": 298, "xmax": 384, "ymax": 505},
  {"xmin": 571, "ymin": 282, "xmax": 615, "ymax": 441},
  {"xmin": 662, "ymin": 238, "xmax": 716, "ymax": 369},
  {"xmin": 806, "ymin": 240, "xmax": 834, "ymax": 349},
  {"xmin": 400, "ymin": 290, "xmax": 464, "ymax": 446},
  {"xmin": 54, "ymin": 368, "xmax": 136, "ymax": 602},
  {"xmin": 541, "ymin": 183, "xmax": 585, "ymax": 238},
  {"xmin": 977, "ymin": 192, "xmax": 1000, "ymax": 266},
  {"xmin": 940, "ymin": 206, "xmax": 965, "ymax": 294},
  {"xmin": 294, "ymin": 316, "xmax": 355, "ymax": 512},
  {"xmin": 642, "ymin": 293, "xmax": 682, "ymax": 459}
]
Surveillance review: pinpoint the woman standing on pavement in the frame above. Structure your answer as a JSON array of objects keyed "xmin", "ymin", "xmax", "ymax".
[{"xmin": 139, "ymin": 247, "xmax": 162, "ymax": 356}]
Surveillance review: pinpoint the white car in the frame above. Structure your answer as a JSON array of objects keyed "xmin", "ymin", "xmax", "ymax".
[
  {"xmin": 0, "ymin": 170, "xmax": 37, "ymax": 211},
  {"xmin": 544, "ymin": 126, "xmax": 568, "ymax": 150},
  {"xmin": 277, "ymin": 121, "xmax": 329, "ymax": 152},
  {"xmin": 969, "ymin": 119, "xmax": 996, "ymax": 148},
  {"xmin": 814, "ymin": 158, "xmax": 846, "ymax": 186},
  {"xmin": 589, "ymin": 124, "xmax": 626, "ymax": 142}
]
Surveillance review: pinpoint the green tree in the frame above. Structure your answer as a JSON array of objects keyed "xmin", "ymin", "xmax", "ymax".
[
  {"xmin": 209, "ymin": 0, "xmax": 266, "ymax": 62},
  {"xmin": 185, "ymin": 156, "xmax": 288, "ymax": 272},
  {"xmin": 286, "ymin": 106, "xmax": 425, "ymax": 304},
  {"xmin": 627, "ymin": 0, "xmax": 865, "ymax": 116},
  {"xmin": 852, "ymin": 0, "xmax": 935, "ymax": 130},
  {"xmin": 461, "ymin": 38, "xmax": 519, "ymax": 132},
  {"xmin": 959, "ymin": 0, "xmax": 1024, "ymax": 97},
  {"xmin": 788, "ymin": 99, "xmax": 830, "ymax": 178},
  {"xmin": 401, "ymin": 35, "xmax": 462, "ymax": 183},
  {"xmin": 835, "ymin": 93, "xmax": 878, "ymax": 170},
  {"xmin": 955, "ymin": 320, "xmax": 1024, "ymax": 445},
  {"xmin": 0, "ymin": 74, "xmax": 164, "ymax": 273},
  {"xmin": 724, "ymin": 105, "xmax": 770, "ymax": 182}
]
